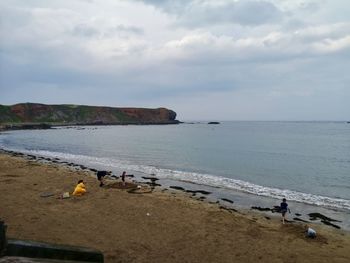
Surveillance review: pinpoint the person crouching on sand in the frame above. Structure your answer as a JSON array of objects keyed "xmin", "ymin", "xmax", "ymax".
[
  {"xmin": 73, "ymin": 180, "xmax": 87, "ymax": 196},
  {"xmin": 97, "ymin": 171, "xmax": 111, "ymax": 187},
  {"xmin": 280, "ymin": 198, "xmax": 290, "ymax": 224},
  {"xmin": 305, "ymin": 225, "xmax": 317, "ymax": 238}
]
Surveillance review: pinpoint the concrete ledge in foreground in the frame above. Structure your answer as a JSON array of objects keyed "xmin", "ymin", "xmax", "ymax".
[{"xmin": 5, "ymin": 239, "xmax": 103, "ymax": 262}]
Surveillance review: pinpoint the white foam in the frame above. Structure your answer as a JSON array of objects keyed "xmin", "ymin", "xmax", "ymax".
[{"xmin": 5, "ymin": 147, "xmax": 350, "ymax": 211}]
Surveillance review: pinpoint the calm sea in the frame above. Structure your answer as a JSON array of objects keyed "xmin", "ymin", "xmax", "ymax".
[{"xmin": 1, "ymin": 122, "xmax": 349, "ymax": 226}]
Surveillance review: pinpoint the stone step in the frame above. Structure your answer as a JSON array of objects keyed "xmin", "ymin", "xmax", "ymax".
[{"xmin": 5, "ymin": 239, "xmax": 103, "ymax": 262}]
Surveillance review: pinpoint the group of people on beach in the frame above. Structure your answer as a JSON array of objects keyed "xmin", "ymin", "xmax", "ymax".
[
  {"xmin": 75, "ymin": 175, "xmax": 290, "ymax": 227},
  {"xmin": 72, "ymin": 170, "xmax": 131, "ymax": 196},
  {"xmin": 75, "ymin": 175, "xmax": 291, "ymax": 227},
  {"xmin": 279, "ymin": 198, "xmax": 316, "ymax": 237},
  {"xmin": 97, "ymin": 170, "xmax": 130, "ymax": 187},
  {"xmin": 72, "ymin": 175, "xmax": 317, "ymax": 238}
]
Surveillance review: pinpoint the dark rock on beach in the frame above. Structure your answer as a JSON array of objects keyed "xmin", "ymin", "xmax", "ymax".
[
  {"xmin": 220, "ymin": 198, "xmax": 234, "ymax": 204},
  {"xmin": 272, "ymin": 206, "xmax": 282, "ymax": 213},
  {"xmin": 307, "ymin": 213, "xmax": 341, "ymax": 229},
  {"xmin": 321, "ymin": 220, "xmax": 341, "ymax": 229},
  {"xmin": 251, "ymin": 206, "xmax": 272, "ymax": 212},
  {"xmin": 142, "ymin": 177, "xmax": 159, "ymax": 181},
  {"xmin": 170, "ymin": 186, "xmax": 185, "ymax": 191},
  {"xmin": 219, "ymin": 206, "xmax": 238, "ymax": 213},
  {"xmin": 185, "ymin": 190, "xmax": 211, "ymax": 195},
  {"xmin": 308, "ymin": 213, "xmax": 341, "ymax": 222}
]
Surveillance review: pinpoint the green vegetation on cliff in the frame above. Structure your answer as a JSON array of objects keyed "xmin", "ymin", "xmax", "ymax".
[{"xmin": 0, "ymin": 103, "xmax": 178, "ymax": 126}]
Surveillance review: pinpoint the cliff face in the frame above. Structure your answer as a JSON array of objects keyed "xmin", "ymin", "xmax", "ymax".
[{"xmin": 0, "ymin": 103, "xmax": 179, "ymax": 125}]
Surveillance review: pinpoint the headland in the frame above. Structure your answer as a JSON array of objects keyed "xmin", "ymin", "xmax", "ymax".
[{"xmin": 0, "ymin": 103, "xmax": 180, "ymax": 131}]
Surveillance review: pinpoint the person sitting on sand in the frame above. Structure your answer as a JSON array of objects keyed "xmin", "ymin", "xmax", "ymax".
[
  {"xmin": 72, "ymin": 180, "xmax": 87, "ymax": 196},
  {"xmin": 305, "ymin": 225, "xmax": 317, "ymax": 238},
  {"xmin": 280, "ymin": 198, "xmax": 290, "ymax": 224}
]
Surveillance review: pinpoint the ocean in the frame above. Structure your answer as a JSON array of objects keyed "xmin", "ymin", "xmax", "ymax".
[{"xmin": 1, "ymin": 121, "xmax": 349, "ymax": 228}]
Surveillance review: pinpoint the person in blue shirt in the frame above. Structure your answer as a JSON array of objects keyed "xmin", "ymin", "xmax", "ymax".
[{"xmin": 280, "ymin": 198, "xmax": 290, "ymax": 224}]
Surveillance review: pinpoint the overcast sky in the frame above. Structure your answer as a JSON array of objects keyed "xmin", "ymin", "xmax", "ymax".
[{"xmin": 0, "ymin": 0, "xmax": 349, "ymax": 121}]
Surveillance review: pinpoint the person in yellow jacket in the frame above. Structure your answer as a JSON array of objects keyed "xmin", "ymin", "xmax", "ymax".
[{"xmin": 72, "ymin": 180, "xmax": 87, "ymax": 196}]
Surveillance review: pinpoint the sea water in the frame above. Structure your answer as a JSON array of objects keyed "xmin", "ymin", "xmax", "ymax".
[{"xmin": 1, "ymin": 122, "xmax": 349, "ymax": 228}]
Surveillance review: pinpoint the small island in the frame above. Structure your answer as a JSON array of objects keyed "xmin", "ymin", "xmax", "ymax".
[{"xmin": 208, "ymin": 121, "xmax": 220, "ymax": 125}]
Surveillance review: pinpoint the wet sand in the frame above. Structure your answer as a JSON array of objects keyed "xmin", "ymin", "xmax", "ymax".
[{"xmin": 1, "ymin": 153, "xmax": 350, "ymax": 263}]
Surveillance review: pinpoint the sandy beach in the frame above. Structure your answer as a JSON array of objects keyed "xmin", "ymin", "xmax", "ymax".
[{"xmin": 1, "ymin": 153, "xmax": 350, "ymax": 263}]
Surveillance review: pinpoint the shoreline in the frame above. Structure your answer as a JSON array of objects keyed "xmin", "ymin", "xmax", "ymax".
[
  {"xmin": 1, "ymin": 147, "xmax": 349, "ymax": 231},
  {"xmin": 2, "ymin": 124, "xmax": 349, "ymax": 222},
  {"xmin": 0, "ymin": 122, "xmax": 181, "ymax": 132},
  {"xmin": 1, "ymin": 152, "xmax": 350, "ymax": 262}
]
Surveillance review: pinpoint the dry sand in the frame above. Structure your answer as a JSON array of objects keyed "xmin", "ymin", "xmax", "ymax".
[{"xmin": 0, "ymin": 153, "xmax": 350, "ymax": 263}]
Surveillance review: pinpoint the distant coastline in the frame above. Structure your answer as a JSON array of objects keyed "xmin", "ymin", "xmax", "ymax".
[
  {"xmin": 0, "ymin": 122, "xmax": 182, "ymax": 132},
  {"xmin": 0, "ymin": 103, "xmax": 181, "ymax": 131}
]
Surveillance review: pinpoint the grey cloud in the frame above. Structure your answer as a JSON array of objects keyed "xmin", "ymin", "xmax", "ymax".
[
  {"xmin": 71, "ymin": 24, "xmax": 144, "ymax": 38},
  {"xmin": 135, "ymin": 0, "xmax": 189, "ymax": 13},
  {"xmin": 113, "ymin": 25, "xmax": 144, "ymax": 35},
  {"xmin": 282, "ymin": 18, "xmax": 307, "ymax": 30},
  {"xmin": 0, "ymin": 6, "xmax": 33, "ymax": 30},
  {"xmin": 135, "ymin": 0, "xmax": 283, "ymax": 26},
  {"xmin": 72, "ymin": 24, "xmax": 99, "ymax": 37}
]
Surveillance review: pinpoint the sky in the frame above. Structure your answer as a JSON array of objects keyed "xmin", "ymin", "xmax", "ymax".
[{"xmin": 0, "ymin": 0, "xmax": 349, "ymax": 121}]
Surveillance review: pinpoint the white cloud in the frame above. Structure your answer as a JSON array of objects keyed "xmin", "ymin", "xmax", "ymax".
[{"xmin": 313, "ymin": 35, "xmax": 350, "ymax": 53}]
